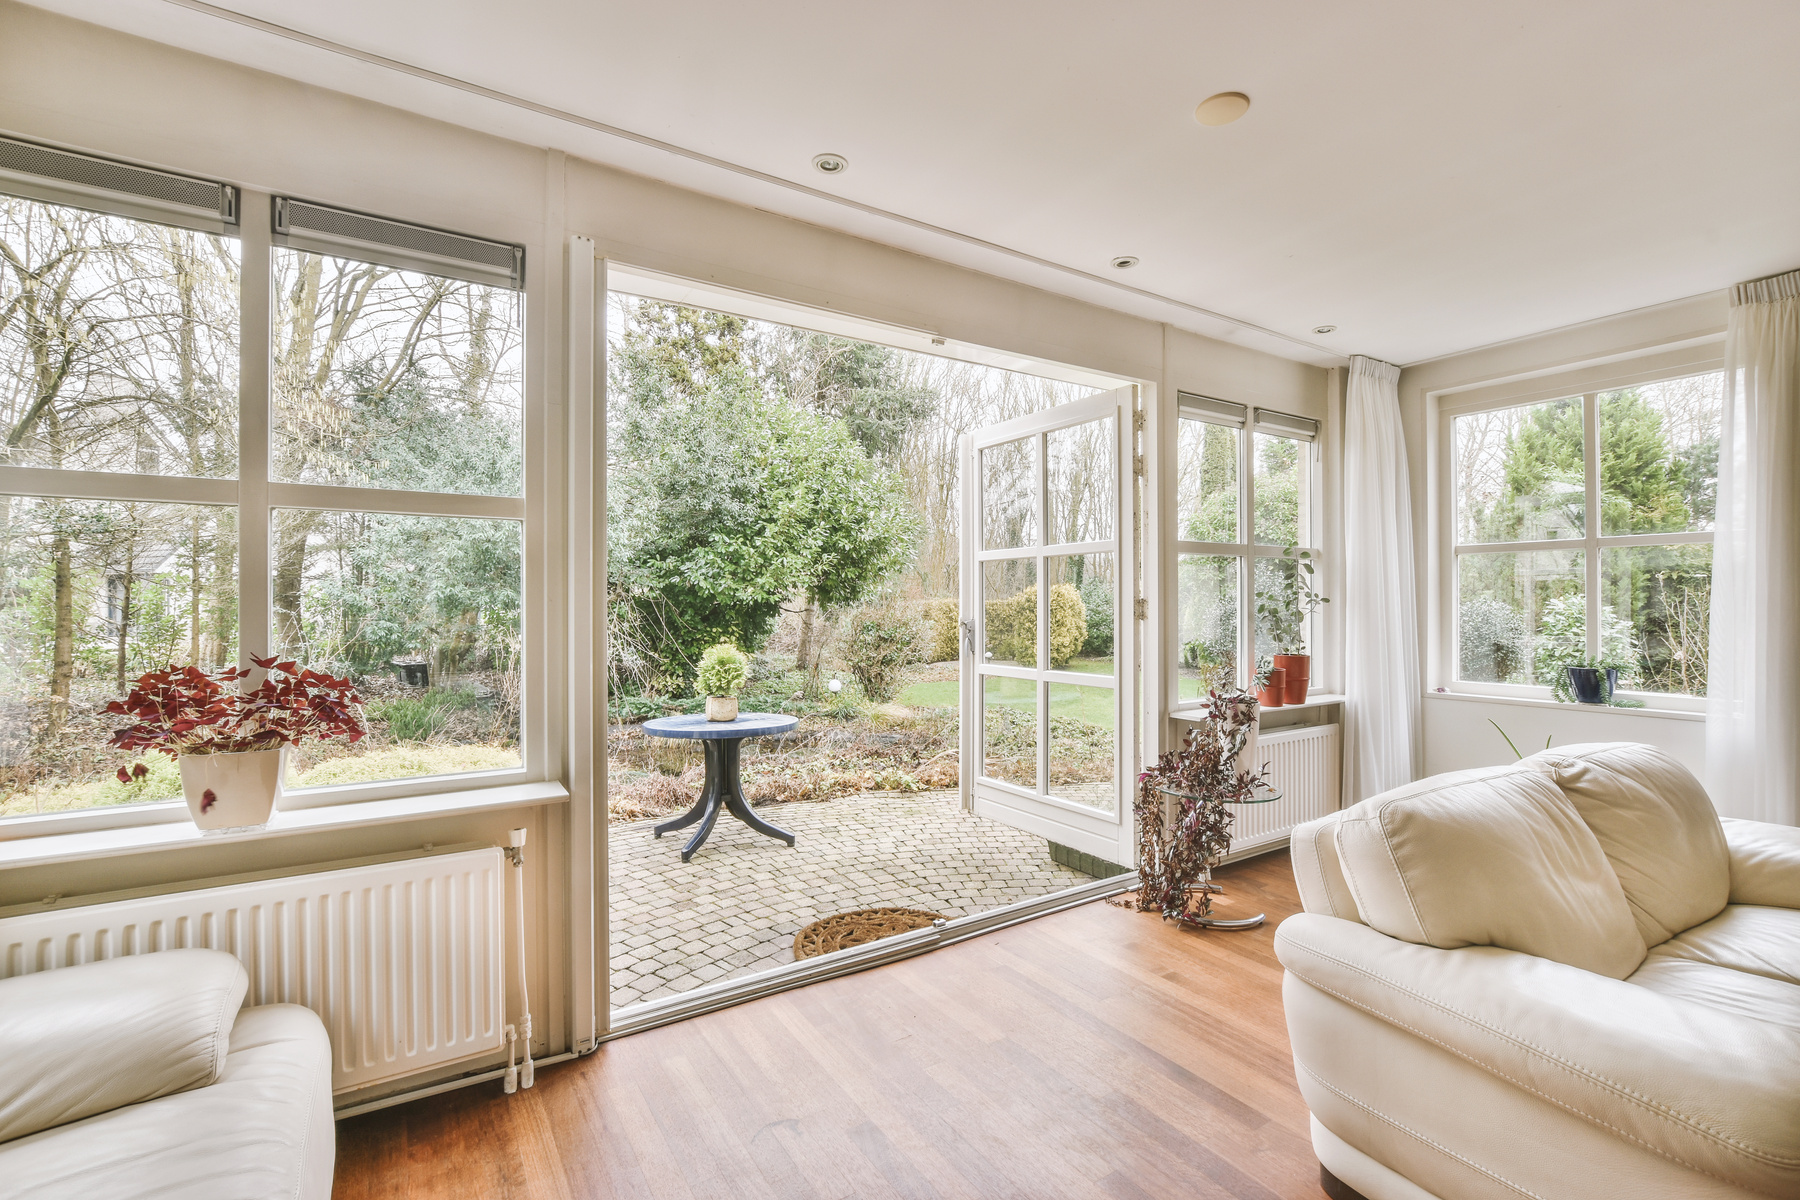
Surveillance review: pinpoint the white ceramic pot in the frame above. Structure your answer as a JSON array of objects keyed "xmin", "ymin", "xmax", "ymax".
[
  {"xmin": 179, "ymin": 747, "xmax": 283, "ymax": 831},
  {"xmin": 705, "ymin": 695, "xmax": 739, "ymax": 722}
]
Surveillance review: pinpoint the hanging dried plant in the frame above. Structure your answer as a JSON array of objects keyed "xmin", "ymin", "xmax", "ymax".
[{"xmin": 1133, "ymin": 689, "xmax": 1269, "ymax": 922}]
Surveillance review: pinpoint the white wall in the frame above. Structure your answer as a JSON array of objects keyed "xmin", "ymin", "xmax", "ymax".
[
  {"xmin": 0, "ymin": 0, "xmax": 1330, "ymax": 1099},
  {"xmin": 1396, "ymin": 291, "xmax": 1729, "ymax": 781}
]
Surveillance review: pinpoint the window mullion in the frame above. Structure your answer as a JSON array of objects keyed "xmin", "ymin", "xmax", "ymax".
[
  {"xmin": 1583, "ymin": 392, "xmax": 1601, "ymax": 660},
  {"xmin": 237, "ymin": 190, "xmax": 273, "ymax": 669},
  {"xmin": 1239, "ymin": 419, "xmax": 1255, "ymax": 687}
]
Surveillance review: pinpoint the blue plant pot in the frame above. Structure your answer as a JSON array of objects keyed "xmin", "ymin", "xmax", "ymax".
[{"xmin": 1566, "ymin": 666, "xmax": 1618, "ymax": 704}]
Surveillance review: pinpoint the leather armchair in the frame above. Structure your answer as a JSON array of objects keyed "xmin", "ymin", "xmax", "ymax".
[
  {"xmin": 0, "ymin": 948, "xmax": 335, "ymax": 1199},
  {"xmin": 1278, "ymin": 743, "xmax": 1800, "ymax": 1200}
]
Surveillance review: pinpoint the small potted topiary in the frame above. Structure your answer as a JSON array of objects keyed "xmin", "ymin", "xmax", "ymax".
[
  {"xmin": 696, "ymin": 641, "xmax": 748, "ymax": 722},
  {"xmin": 107, "ymin": 656, "xmax": 366, "ymax": 831}
]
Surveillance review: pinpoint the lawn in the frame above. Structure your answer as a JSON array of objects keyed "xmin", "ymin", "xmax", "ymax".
[{"xmin": 899, "ymin": 657, "xmax": 1116, "ymax": 730}]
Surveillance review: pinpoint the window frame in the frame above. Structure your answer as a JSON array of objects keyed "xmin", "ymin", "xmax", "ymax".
[
  {"xmin": 1171, "ymin": 398, "xmax": 1324, "ymax": 713},
  {"xmin": 1432, "ymin": 349, "xmax": 1725, "ymax": 713},
  {"xmin": 0, "ymin": 179, "xmax": 545, "ymax": 837}
]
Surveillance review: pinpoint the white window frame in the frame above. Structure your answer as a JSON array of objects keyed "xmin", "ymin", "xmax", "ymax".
[
  {"xmin": 0, "ymin": 173, "xmax": 549, "ymax": 838},
  {"xmin": 1171, "ymin": 397, "xmax": 1324, "ymax": 713},
  {"xmin": 1431, "ymin": 347, "xmax": 1725, "ymax": 714}
]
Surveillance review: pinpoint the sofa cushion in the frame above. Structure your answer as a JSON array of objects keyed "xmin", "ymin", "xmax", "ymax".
[
  {"xmin": 1290, "ymin": 813, "xmax": 1362, "ymax": 922},
  {"xmin": 0, "ymin": 1003, "xmax": 335, "ymax": 1200},
  {"xmin": 1334, "ymin": 761, "xmax": 1647, "ymax": 978},
  {"xmin": 1647, "ymin": 904, "xmax": 1800, "ymax": 988},
  {"xmin": 1628, "ymin": 955, "xmax": 1800, "ymax": 1035},
  {"xmin": 1530, "ymin": 742, "xmax": 1729, "ymax": 947},
  {"xmin": 0, "ymin": 949, "xmax": 247, "ymax": 1144}
]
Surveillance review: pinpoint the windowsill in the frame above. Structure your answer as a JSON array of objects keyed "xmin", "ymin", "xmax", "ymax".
[
  {"xmin": 1425, "ymin": 691, "xmax": 1705, "ymax": 722},
  {"xmin": 1171, "ymin": 692, "xmax": 1347, "ymax": 719},
  {"xmin": 0, "ymin": 780, "xmax": 570, "ymax": 870}
]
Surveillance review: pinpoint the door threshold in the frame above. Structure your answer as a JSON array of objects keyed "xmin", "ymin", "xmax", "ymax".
[{"xmin": 604, "ymin": 870, "xmax": 1136, "ymax": 1040}]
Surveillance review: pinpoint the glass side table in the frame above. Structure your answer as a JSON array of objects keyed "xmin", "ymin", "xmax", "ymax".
[{"xmin": 1156, "ymin": 782, "xmax": 1282, "ymax": 930}]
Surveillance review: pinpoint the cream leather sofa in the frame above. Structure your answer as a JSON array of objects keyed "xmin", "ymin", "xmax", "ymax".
[
  {"xmin": 0, "ymin": 948, "xmax": 335, "ymax": 1199},
  {"xmin": 1277, "ymin": 742, "xmax": 1800, "ymax": 1200}
]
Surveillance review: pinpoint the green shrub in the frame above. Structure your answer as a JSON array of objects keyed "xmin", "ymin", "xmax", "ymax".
[
  {"xmin": 695, "ymin": 641, "xmax": 749, "ymax": 697},
  {"xmin": 843, "ymin": 604, "xmax": 922, "ymax": 703},
  {"xmin": 367, "ymin": 688, "xmax": 479, "ymax": 743},
  {"xmin": 1078, "ymin": 576, "xmax": 1114, "ymax": 657},
  {"xmin": 985, "ymin": 584, "xmax": 1086, "ymax": 669},
  {"xmin": 923, "ymin": 598, "xmax": 960, "ymax": 663}
]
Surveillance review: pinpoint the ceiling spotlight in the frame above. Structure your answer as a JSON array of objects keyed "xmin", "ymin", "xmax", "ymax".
[
  {"xmin": 1313, "ymin": 325, "xmax": 1338, "ymax": 335},
  {"xmin": 812, "ymin": 153, "xmax": 848, "ymax": 175},
  {"xmin": 1110, "ymin": 255, "xmax": 1140, "ymax": 270},
  {"xmin": 1194, "ymin": 92, "xmax": 1251, "ymax": 126}
]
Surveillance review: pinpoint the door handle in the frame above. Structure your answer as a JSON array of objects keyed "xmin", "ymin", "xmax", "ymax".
[{"xmin": 961, "ymin": 619, "xmax": 976, "ymax": 657}]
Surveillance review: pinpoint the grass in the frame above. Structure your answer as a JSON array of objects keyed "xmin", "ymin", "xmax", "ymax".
[{"xmin": 899, "ymin": 657, "xmax": 1116, "ymax": 731}]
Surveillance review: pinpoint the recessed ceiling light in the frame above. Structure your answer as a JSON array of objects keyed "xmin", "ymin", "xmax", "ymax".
[
  {"xmin": 1194, "ymin": 92, "xmax": 1251, "ymax": 127},
  {"xmin": 1313, "ymin": 325, "xmax": 1337, "ymax": 335},
  {"xmin": 813, "ymin": 153, "xmax": 848, "ymax": 175},
  {"xmin": 1110, "ymin": 255, "xmax": 1140, "ymax": 270}
]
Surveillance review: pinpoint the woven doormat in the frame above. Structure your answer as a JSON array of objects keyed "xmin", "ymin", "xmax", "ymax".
[{"xmin": 793, "ymin": 907, "xmax": 945, "ymax": 960}]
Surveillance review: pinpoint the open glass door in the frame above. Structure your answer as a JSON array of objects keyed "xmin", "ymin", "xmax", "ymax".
[{"xmin": 959, "ymin": 386, "xmax": 1137, "ymax": 868}]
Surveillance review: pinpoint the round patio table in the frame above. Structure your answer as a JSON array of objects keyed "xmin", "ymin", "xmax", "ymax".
[{"xmin": 642, "ymin": 713, "xmax": 799, "ymax": 862}]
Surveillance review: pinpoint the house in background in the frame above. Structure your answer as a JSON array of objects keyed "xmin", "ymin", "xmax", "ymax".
[{"xmin": 0, "ymin": 2, "xmax": 1796, "ymax": 1198}]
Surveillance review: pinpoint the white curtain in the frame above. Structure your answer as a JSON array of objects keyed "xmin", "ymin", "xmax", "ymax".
[
  {"xmin": 1343, "ymin": 355, "xmax": 1420, "ymax": 802},
  {"xmin": 1706, "ymin": 269, "xmax": 1800, "ymax": 825}
]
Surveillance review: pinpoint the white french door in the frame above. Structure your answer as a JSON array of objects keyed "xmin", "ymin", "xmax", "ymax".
[{"xmin": 958, "ymin": 386, "xmax": 1138, "ymax": 868}]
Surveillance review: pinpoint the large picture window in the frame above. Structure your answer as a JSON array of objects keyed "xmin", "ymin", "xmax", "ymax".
[
  {"xmin": 1449, "ymin": 370, "xmax": 1721, "ymax": 704},
  {"xmin": 1173, "ymin": 395, "xmax": 1321, "ymax": 704},
  {"xmin": 1, "ymin": 178, "xmax": 527, "ymax": 822}
]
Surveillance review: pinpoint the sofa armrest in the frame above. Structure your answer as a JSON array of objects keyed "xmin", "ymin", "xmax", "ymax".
[
  {"xmin": 1723, "ymin": 817, "xmax": 1800, "ymax": 909},
  {"xmin": 1275, "ymin": 913, "xmax": 1800, "ymax": 1197},
  {"xmin": 0, "ymin": 949, "xmax": 247, "ymax": 1144}
]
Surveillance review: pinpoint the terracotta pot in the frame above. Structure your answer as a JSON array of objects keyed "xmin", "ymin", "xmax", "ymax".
[
  {"xmin": 705, "ymin": 695, "xmax": 739, "ymax": 722},
  {"xmin": 180, "ymin": 747, "xmax": 282, "ymax": 831},
  {"xmin": 1275, "ymin": 653, "xmax": 1311, "ymax": 704},
  {"xmin": 1255, "ymin": 667, "xmax": 1286, "ymax": 708}
]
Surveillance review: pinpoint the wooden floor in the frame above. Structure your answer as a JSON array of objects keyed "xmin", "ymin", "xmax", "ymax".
[{"xmin": 334, "ymin": 851, "xmax": 1320, "ymax": 1199}]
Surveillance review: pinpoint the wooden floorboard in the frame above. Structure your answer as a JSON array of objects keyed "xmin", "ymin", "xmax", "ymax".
[{"xmin": 334, "ymin": 851, "xmax": 1320, "ymax": 1199}]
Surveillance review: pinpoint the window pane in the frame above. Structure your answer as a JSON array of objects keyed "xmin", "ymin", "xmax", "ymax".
[
  {"xmin": 1454, "ymin": 397, "xmax": 1583, "ymax": 544},
  {"xmin": 1598, "ymin": 373, "xmax": 1724, "ymax": 535},
  {"xmin": 1046, "ymin": 416, "xmax": 1113, "ymax": 544},
  {"xmin": 981, "ymin": 674, "xmax": 1036, "ymax": 787},
  {"xmin": 981, "ymin": 557, "xmax": 1035, "ymax": 666},
  {"xmin": 1602, "ymin": 544, "xmax": 1711, "ymax": 696},
  {"xmin": 0, "ymin": 195, "xmax": 239, "ymax": 478},
  {"xmin": 1, "ymin": 497, "xmax": 238, "ymax": 817},
  {"xmin": 1047, "ymin": 682, "xmax": 1114, "ymax": 812},
  {"xmin": 1253, "ymin": 431, "xmax": 1308, "ymax": 546},
  {"xmin": 981, "ymin": 434, "xmax": 1036, "ymax": 549},
  {"xmin": 274, "ymin": 509, "xmax": 522, "ymax": 789},
  {"xmin": 1456, "ymin": 549, "xmax": 1584, "ymax": 685},
  {"xmin": 1046, "ymin": 552, "xmax": 1113, "ymax": 675},
  {"xmin": 1254, "ymin": 554, "xmax": 1310, "ymax": 660},
  {"xmin": 271, "ymin": 250, "xmax": 523, "ymax": 497},
  {"xmin": 1178, "ymin": 554, "xmax": 1238, "ymax": 700},
  {"xmin": 1177, "ymin": 418, "xmax": 1239, "ymax": 543}
]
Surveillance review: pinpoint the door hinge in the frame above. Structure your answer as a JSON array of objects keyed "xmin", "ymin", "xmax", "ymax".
[
  {"xmin": 1134, "ymin": 597, "xmax": 1148, "ymax": 621},
  {"xmin": 1133, "ymin": 453, "xmax": 1145, "ymax": 478},
  {"xmin": 1133, "ymin": 410, "xmax": 1146, "ymax": 432}
]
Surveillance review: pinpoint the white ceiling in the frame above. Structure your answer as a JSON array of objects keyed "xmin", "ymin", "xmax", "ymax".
[{"xmin": 23, "ymin": 0, "xmax": 1800, "ymax": 365}]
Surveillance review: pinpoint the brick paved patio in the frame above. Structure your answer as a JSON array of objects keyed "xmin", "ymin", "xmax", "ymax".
[{"xmin": 608, "ymin": 788, "xmax": 1089, "ymax": 1008}]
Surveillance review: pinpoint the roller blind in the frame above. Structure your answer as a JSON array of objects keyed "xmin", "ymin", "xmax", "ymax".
[
  {"xmin": 273, "ymin": 196, "xmax": 524, "ymax": 290},
  {"xmin": 0, "ymin": 135, "xmax": 238, "ymax": 233}
]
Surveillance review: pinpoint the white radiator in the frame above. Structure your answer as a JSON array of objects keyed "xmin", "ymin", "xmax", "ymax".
[
  {"xmin": 1231, "ymin": 722, "xmax": 1341, "ymax": 855},
  {"xmin": 0, "ymin": 847, "xmax": 505, "ymax": 1094}
]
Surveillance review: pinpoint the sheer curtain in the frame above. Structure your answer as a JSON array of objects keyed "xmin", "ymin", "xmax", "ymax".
[
  {"xmin": 1707, "ymin": 269, "xmax": 1800, "ymax": 825},
  {"xmin": 1342, "ymin": 355, "xmax": 1420, "ymax": 801}
]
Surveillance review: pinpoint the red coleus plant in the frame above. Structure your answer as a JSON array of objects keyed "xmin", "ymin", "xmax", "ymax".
[{"xmin": 109, "ymin": 655, "xmax": 366, "ymax": 778}]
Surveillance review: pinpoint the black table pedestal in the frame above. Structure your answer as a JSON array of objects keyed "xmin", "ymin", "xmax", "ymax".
[{"xmin": 653, "ymin": 737, "xmax": 795, "ymax": 861}]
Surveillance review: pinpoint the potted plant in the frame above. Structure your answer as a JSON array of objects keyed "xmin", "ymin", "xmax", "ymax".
[
  {"xmin": 1252, "ymin": 655, "xmax": 1285, "ymax": 708},
  {"xmin": 107, "ymin": 656, "xmax": 366, "ymax": 831},
  {"xmin": 1554, "ymin": 654, "xmax": 1627, "ymax": 705},
  {"xmin": 696, "ymin": 641, "xmax": 748, "ymax": 722},
  {"xmin": 1254, "ymin": 545, "xmax": 1329, "ymax": 704}
]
